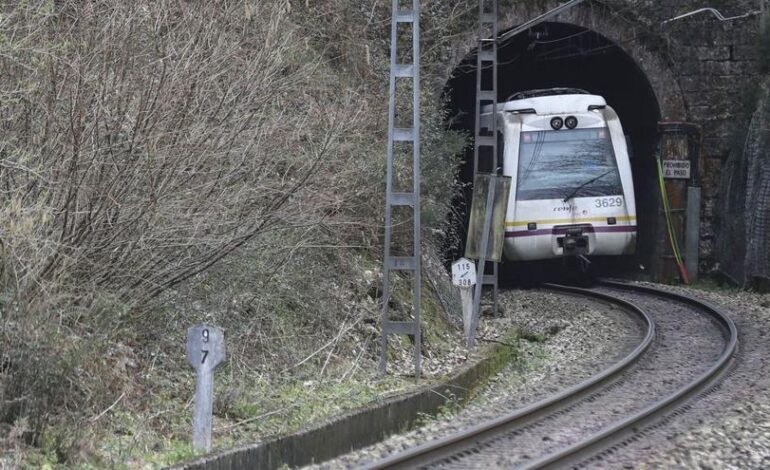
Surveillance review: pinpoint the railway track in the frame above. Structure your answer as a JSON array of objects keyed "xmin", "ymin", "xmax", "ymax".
[{"xmin": 362, "ymin": 280, "xmax": 738, "ymax": 469}]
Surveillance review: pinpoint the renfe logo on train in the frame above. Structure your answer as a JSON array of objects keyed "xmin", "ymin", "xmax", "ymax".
[
  {"xmin": 662, "ymin": 160, "xmax": 691, "ymax": 179},
  {"xmin": 553, "ymin": 204, "xmax": 578, "ymax": 213}
]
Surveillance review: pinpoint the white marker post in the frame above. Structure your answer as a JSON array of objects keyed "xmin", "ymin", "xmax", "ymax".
[
  {"xmin": 186, "ymin": 325, "xmax": 226, "ymax": 453},
  {"xmin": 452, "ymin": 258, "xmax": 477, "ymax": 347}
]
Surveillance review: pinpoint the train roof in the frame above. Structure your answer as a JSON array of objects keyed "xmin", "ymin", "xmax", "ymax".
[
  {"xmin": 507, "ymin": 88, "xmax": 589, "ymax": 100},
  {"xmin": 482, "ymin": 89, "xmax": 608, "ymax": 116}
]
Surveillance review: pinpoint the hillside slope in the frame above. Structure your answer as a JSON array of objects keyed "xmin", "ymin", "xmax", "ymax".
[{"xmin": 0, "ymin": 0, "xmax": 485, "ymax": 466}]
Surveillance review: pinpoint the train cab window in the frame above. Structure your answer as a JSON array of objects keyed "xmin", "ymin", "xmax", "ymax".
[{"xmin": 517, "ymin": 128, "xmax": 623, "ymax": 201}]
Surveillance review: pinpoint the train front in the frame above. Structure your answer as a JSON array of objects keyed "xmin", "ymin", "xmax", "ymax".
[{"xmin": 499, "ymin": 92, "xmax": 637, "ymax": 262}]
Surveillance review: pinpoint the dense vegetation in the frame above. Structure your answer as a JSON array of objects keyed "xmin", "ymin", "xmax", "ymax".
[{"xmin": 0, "ymin": 0, "xmax": 489, "ymax": 466}]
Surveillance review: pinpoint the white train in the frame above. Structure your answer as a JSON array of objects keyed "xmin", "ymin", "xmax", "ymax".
[{"xmin": 480, "ymin": 88, "xmax": 637, "ymax": 263}]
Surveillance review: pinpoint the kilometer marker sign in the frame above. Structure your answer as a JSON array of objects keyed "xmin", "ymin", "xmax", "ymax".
[
  {"xmin": 452, "ymin": 257, "xmax": 477, "ymax": 288},
  {"xmin": 453, "ymin": 258, "xmax": 477, "ymax": 347},
  {"xmin": 186, "ymin": 325, "xmax": 226, "ymax": 453}
]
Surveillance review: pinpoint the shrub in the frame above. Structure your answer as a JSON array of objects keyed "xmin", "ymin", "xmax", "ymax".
[
  {"xmin": 0, "ymin": 0, "xmax": 469, "ymax": 462},
  {"xmin": 0, "ymin": 0, "xmax": 356, "ymax": 441}
]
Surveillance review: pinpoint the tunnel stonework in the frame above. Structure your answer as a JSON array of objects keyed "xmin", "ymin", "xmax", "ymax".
[{"xmin": 444, "ymin": 0, "xmax": 764, "ymax": 274}]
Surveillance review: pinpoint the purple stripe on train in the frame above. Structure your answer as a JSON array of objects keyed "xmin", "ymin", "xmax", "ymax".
[{"xmin": 505, "ymin": 225, "xmax": 637, "ymax": 238}]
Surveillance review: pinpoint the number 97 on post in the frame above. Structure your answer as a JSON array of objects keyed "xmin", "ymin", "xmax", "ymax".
[{"xmin": 186, "ymin": 325, "xmax": 226, "ymax": 372}]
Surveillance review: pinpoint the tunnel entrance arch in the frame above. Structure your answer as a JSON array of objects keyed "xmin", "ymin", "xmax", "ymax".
[{"xmin": 445, "ymin": 17, "xmax": 684, "ymax": 276}]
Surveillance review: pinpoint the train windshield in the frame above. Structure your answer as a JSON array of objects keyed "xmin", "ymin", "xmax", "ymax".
[{"xmin": 517, "ymin": 128, "xmax": 623, "ymax": 201}]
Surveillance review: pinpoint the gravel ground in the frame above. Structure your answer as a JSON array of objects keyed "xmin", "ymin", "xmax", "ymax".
[
  {"xmin": 589, "ymin": 283, "xmax": 770, "ymax": 469},
  {"xmin": 304, "ymin": 282, "xmax": 769, "ymax": 470},
  {"xmin": 305, "ymin": 287, "xmax": 646, "ymax": 469},
  {"xmin": 431, "ymin": 285, "xmax": 727, "ymax": 468}
]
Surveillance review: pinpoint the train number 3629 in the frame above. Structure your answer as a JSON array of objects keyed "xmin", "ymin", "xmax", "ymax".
[{"xmin": 595, "ymin": 197, "xmax": 623, "ymax": 208}]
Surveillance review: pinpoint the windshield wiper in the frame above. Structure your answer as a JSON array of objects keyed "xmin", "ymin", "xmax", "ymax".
[{"xmin": 562, "ymin": 170, "xmax": 614, "ymax": 202}]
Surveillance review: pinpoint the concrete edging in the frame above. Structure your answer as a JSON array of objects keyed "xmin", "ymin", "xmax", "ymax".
[{"xmin": 172, "ymin": 341, "xmax": 514, "ymax": 470}]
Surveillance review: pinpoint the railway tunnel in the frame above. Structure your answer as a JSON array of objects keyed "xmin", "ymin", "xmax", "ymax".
[{"xmin": 445, "ymin": 20, "xmax": 672, "ymax": 279}]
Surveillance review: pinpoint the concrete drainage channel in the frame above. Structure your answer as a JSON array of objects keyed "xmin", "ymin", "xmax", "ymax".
[{"xmin": 171, "ymin": 335, "xmax": 518, "ymax": 470}]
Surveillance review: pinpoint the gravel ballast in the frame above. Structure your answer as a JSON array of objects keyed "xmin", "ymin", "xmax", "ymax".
[
  {"xmin": 306, "ymin": 282, "xmax": 770, "ymax": 470},
  {"xmin": 416, "ymin": 284, "xmax": 729, "ymax": 469},
  {"xmin": 589, "ymin": 283, "xmax": 770, "ymax": 469},
  {"xmin": 306, "ymin": 287, "xmax": 646, "ymax": 469}
]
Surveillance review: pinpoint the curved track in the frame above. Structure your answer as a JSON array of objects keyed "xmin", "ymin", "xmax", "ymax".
[{"xmin": 362, "ymin": 281, "xmax": 738, "ymax": 470}]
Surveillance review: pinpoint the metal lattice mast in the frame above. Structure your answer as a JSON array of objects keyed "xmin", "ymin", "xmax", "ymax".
[
  {"xmin": 380, "ymin": 0, "xmax": 421, "ymax": 377},
  {"xmin": 472, "ymin": 0, "xmax": 499, "ymax": 333}
]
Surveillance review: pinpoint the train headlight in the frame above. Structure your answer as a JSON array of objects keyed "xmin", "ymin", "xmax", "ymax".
[
  {"xmin": 565, "ymin": 116, "xmax": 578, "ymax": 129},
  {"xmin": 550, "ymin": 117, "xmax": 564, "ymax": 130}
]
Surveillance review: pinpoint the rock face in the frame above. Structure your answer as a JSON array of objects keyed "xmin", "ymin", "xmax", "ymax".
[
  {"xmin": 719, "ymin": 82, "xmax": 770, "ymax": 288},
  {"xmin": 744, "ymin": 86, "xmax": 770, "ymax": 287}
]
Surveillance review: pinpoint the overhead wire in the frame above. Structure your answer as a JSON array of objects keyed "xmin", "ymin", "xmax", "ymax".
[
  {"xmin": 534, "ymin": 34, "xmax": 642, "ymax": 62},
  {"xmin": 662, "ymin": 7, "xmax": 761, "ymax": 25},
  {"xmin": 456, "ymin": 0, "xmax": 642, "ymax": 74}
]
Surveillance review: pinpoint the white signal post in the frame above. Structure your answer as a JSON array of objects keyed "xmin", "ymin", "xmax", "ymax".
[
  {"xmin": 186, "ymin": 325, "xmax": 226, "ymax": 453},
  {"xmin": 452, "ymin": 258, "xmax": 478, "ymax": 347}
]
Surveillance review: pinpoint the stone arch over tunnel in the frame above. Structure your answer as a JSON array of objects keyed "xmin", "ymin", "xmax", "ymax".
[{"xmin": 443, "ymin": 4, "xmax": 686, "ymax": 274}]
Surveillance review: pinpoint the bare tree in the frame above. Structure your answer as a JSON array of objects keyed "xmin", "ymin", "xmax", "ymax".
[{"xmin": 0, "ymin": 0, "xmax": 356, "ymax": 309}]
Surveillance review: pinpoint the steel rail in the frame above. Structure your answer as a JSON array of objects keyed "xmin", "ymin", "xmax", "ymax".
[
  {"xmin": 361, "ymin": 284, "xmax": 655, "ymax": 470},
  {"xmin": 522, "ymin": 280, "xmax": 739, "ymax": 469}
]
